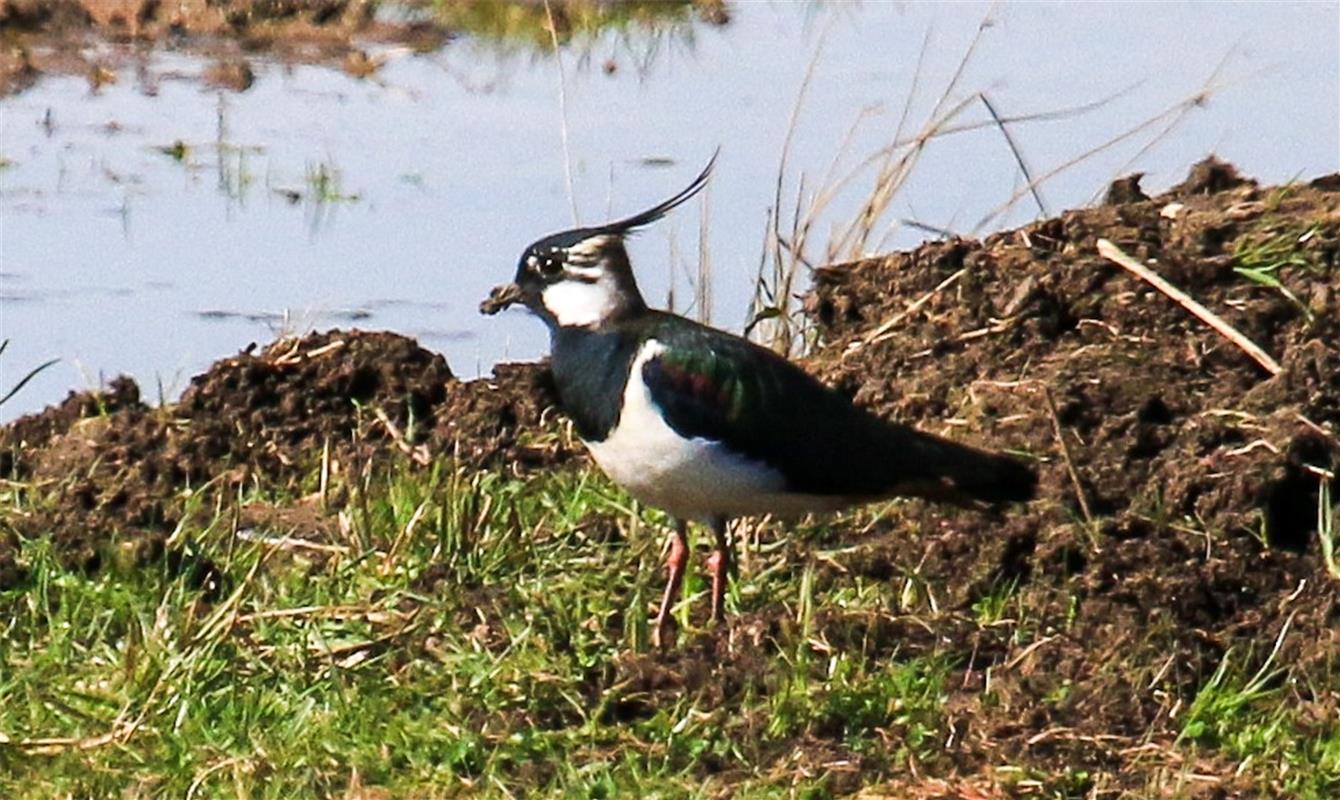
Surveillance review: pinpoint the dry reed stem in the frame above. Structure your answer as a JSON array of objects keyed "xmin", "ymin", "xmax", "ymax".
[
  {"xmin": 1096, "ymin": 239, "xmax": 1283, "ymax": 376},
  {"xmin": 975, "ymin": 77, "xmax": 1226, "ymax": 233},
  {"xmin": 980, "ymin": 92, "xmax": 1047, "ymax": 217},
  {"xmin": 1041, "ymin": 384, "xmax": 1095, "ymax": 526},
  {"xmin": 542, "ymin": 0, "xmax": 579, "ymax": 226}
]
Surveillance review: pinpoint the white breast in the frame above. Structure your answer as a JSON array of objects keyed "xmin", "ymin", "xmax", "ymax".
[{"xmin": 584, "ymin": 340, "xmax": 847, "ymax": 521}]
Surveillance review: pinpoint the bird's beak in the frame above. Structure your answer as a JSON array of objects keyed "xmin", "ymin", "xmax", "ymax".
[{"xmin": 480, "ymin": 282, "xmax": 523, "ymax": 315}]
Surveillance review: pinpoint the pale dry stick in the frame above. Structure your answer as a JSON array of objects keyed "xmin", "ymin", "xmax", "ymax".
[
  {"xmin": 542, "ymin": 0, "xmax": 580, "ymax": 226},
  {"xmin": 695, "ymin": 182, "xmax": 713, "ymax": 325},
  {"xmin": 15, "ymin": 718, "xmax": 145, "ymax": 754},
  {"xmin": 318, "ymin": 435, "xmax": 332, "ymax": 511},
  {"xmin": 1297, "ymin": 413, "xmax": 1339, "ymax": 444},
  {"xmin": 1096, "ymin": 239, "xmax": 1283, "ymax": 376},
  {"xmin": 850, "ymin": 267, "xmax": 968, "ymax": 353},
  {"xmin": 1005, "ymin": 634, "xmax": 1059, "ymax": 671},
  {"xmin": 1041, "ymin": 384, "xmax": 1095, "ymax": 527},
  {"xmin": 185, "ymin": 757, "xmax": 246, "ymax": 800},
  {"xmin": 235, "ymin": 530, "xmax": 349, "ymax": 555},
  {"xmin": 374, "ymin": 407, "xmax": 431, "ymax": 465}
]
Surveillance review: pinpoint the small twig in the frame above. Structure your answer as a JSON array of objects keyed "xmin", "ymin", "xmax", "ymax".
[
  {"xmin": 13, "ymin": 718, "xmax": 144, "ymax": 754},
  {"xmin": 1005, "ymin": 634, "xmax": 1058, "ymax": 671},
  {"xmin": 234, "ymin": 529, "xmax": 349, "ymax": 554},
  {"xmin": 854, "ymin": 267, "xmax": 967, "ymax": 350},
  {"xmin": 980, "ymin": 92, "xmax": 1047, "ymax": 217},
  {"xmin": 373, "ymin": 407, "xmax": 431, "ymax": 466},
  {"xmin": 1042, "ymin": 385, "xmax": 1094, "ymax": 525},
  {"xmin": 1297, "ymin": 413, "xmax": 1338, "ymax": 444},
  {"xmin": 1097, "ymin": 239, "xmax": 1282, "ymax": 376}
]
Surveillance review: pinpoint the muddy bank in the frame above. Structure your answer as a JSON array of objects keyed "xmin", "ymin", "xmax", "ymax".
[
  {"xmin": 0, "ymin": 329, "xmax": 574, "ymax": 580},
  {"xmin": 2, "ymin": 157, "xmax": 1338, "ymax": 793},
  {"xmin": 793, "ymin": 158, "xmax": 1340, "ymax": 793},
  {"xmin": 0, "ymin": 0, "xmax": 725, "ymax": 94}
]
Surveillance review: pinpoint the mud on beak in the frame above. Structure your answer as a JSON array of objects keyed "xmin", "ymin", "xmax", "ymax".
[{"xmin": 480, "ymin": 282, "xmax": 523, "ymax": 315}]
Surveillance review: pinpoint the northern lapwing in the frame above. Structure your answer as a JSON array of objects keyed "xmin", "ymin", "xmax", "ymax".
[{"xmin": 480, "ymin": 157, "xmax": 1037, "ymax": 647}]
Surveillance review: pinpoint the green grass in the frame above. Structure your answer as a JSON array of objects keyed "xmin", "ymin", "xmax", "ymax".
[
  {"xmin": 2, "ymin": 458, "xmax": 1337, "ymax": 797},
  {"xmin": 1231, "ymin": 214, "xmax": 1324, "ymax": 322},
  {"xmin": 0, "ymin": 463, "xmax": 930, "ymax": 797},
  {"xmin": 1178, "ymin": 644, "xmax": 1340, "ymax": 798}
]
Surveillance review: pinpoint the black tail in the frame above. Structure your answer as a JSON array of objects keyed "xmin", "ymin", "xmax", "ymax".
[{"xmin": 890, "ymin": 429, "xmax": 1039, "ymax": 506}]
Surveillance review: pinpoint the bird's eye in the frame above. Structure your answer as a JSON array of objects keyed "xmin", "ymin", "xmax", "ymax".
[{"xmin": 529, "ymin": 252, "xmax": 563, "ymax": 277}]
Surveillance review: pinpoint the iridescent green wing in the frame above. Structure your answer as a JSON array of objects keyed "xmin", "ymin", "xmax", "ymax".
[{"xmin": 640, "ymin": 319, "xmax": 861, "ymax": 489}]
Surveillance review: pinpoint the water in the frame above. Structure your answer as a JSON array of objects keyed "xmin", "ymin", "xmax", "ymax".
[{"xmin": 2, "ymin": 1, "xmax": 1337, "ymax": 421}]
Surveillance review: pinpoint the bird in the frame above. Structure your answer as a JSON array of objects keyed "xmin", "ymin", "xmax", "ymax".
[{"xmin": 480, "ymin": 156, "xmax": 1037, "ymax": 647}]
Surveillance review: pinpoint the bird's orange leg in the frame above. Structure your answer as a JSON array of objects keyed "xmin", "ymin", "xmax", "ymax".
[
  {"xmin": 707, "ymin": 516, "xmax": 731, "ymax": 624},
  {"xmin": 652, "ymin": 519, "xmax": 689, "ymax": 649}
]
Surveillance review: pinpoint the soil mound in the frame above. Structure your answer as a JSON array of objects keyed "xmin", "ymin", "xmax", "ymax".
[
  {"xmin": 0, "ymin": 329, "xmax": 568, "ymax": 581},
  {"xmin": 790, "ymin": 158, "xmax": 1340, "ymax": 788}
]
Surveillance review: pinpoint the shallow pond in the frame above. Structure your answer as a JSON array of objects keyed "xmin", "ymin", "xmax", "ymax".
[{"xmin": 1, "ymin": 1, "xmax": 1336, "ymax": 420}]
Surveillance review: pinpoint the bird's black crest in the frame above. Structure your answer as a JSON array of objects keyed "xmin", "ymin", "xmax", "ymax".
[
  {"xmin": 521, "ymin": 150, "xmax": 719, "ymax": 258},
  {"xmin": 595, "ymin": 149, "xmax": 718, "ymax": 237}
]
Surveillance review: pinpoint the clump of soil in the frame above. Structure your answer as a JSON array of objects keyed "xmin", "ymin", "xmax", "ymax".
[
  {"xmin": 785, "ymin": 158, "xmax": 1340, "ymax": 791},
  {"xmin": 0, "ymin": 329, "xmax": 569, "ymax": 581}
]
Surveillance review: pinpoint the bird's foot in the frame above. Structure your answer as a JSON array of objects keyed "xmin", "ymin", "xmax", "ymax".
[{"xmin": 651, "ymin": 614, "xmax": 678, "ymax": 650}]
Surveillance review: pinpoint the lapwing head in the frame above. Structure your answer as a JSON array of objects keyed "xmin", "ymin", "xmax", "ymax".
[{"xmin": 481, "ymin": 154, "xmax": 715, "ymax": 329}]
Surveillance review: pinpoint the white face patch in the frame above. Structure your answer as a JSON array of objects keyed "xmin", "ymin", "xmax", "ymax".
[{"xmin": 541, "ymin": 272, "xmax": 621, "ymax": 327}]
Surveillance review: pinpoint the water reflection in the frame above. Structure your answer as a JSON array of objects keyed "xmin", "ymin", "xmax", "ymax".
[
  {"xmin": 429, "ymin": 0, "xmax": 719, "ymax": 49},
  {"xmin": 0, "ymin": 2, "xmax": 1336, "ymax": 421}
]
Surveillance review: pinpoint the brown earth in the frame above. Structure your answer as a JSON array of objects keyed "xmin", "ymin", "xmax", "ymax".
[
  {"xmin": 0, "ymin": 330, "xmax": 572, "ymax": 583},
  {"xmin": 2, "ymin": 158, "xmax": 1338, "ymax": 795}
]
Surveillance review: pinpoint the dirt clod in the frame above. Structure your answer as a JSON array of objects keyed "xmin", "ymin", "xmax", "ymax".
[{"xmin": 0, "ymin": 329, "xmax": 567, "ymax": 576}]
